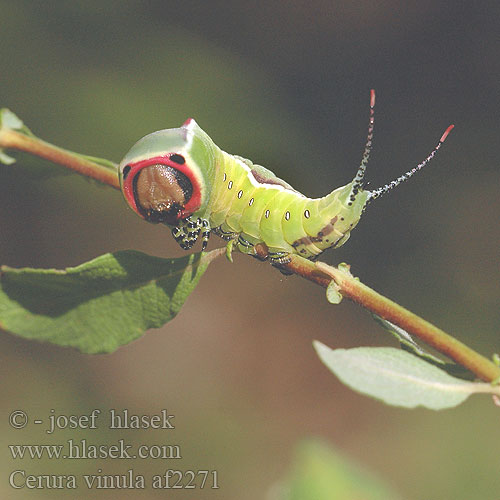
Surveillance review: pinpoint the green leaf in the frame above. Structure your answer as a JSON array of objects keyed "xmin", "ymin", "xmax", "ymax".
[
  {"xmin": 0, "ymin": 108, "xmax": 33, "ymax": 165},
  {"xmin": 0, "ymin": 249, "xmax": 223, "ymax": 353},
  {"xmin": 325, "ymin": 281, "xmax": 342, "ymax": 304},
  {"xmin": 313, "ymin": 342, "xmax": 495, "ymax": 410},
  {"xmin": 0, "ymin": 150, "xmax": 16, "ymax": 165},
  {"xmin": 279, "ymin": 439, "xmax": 402, "ymax": 500},
  {"xmin": 0, "ymin": 108, "xmax": 117, "ymax": 171},
  {"xmin": 0, "ymin": 108, "xmax": 34, "ymax": 136},
  {"xmin": 372, "ymin": 314, "xmax": 475, "ymax": 380}
]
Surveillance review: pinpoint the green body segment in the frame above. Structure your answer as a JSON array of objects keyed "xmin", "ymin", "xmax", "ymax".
[
  {"xmin": 187, "ymin": 122, "xmax": 369, "ymax": 260},
  {"xmin": 119, "ymin": 119, "xmax": 370, "ymax": 262},
  {"xmin": 120, "ymin": 92, "xmax": 450, "ymax": 263},
  {"xmin": 209, "ymin": 153, "xmax": 368, "ymax": 259}
]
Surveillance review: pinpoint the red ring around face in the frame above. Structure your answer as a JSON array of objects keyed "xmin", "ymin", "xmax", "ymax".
[{"xmin": 122, "ymin": 154, "xmax": 202, "ymax": 220}]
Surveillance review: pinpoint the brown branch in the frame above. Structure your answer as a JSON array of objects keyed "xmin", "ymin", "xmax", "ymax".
[
  {"xmin": 279, "ymin": 256, "xmax": 500, "ymax": 383},
  {"xmin": 0, "ymin": 129, "xmax": 120, "ymax": 189},
  {"xmin": 2, "ymin": 123, "xmax": 499, "ymax": 383}
]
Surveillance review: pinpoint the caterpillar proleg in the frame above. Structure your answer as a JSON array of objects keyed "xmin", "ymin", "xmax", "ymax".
[{"xmin": 119, "ymin": 91, "xmax": 453, "ymax": 266}]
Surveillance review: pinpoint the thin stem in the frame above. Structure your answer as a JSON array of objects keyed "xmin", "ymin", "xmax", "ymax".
[
  {"xmin": 282, "ymin": 256, "xmax": 500, "ymax": 383},
  {"xmin": 3, "ymin": 127, "xmax": 499, "ymax": 383},
  {"xmin": 0, "ymin": 129, "xmax": 120, "ymax": 189}
]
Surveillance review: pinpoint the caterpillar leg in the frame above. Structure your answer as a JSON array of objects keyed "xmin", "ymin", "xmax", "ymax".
[
  {"xmin": 235, "ymin": 234, "xmax": 269, "ymax": 261},
  {"xmin": 268, "ymin": 250, "xmax": 293, "ymax": 275},
  {"xmin": 200, "ymin": 219, "xmax": 211, "ymax": 250},
  {"xmin": 237, "ymin": 234, "xmax": 293, "ymax": 272},
  {"xmin": 225, "ymin": 239, "xmax": 235, "ymax": 262},
  {"xmin": 268, "ymin": 251, "xmax": 292, "ymax": 266},
  {"xmin": 213, "ymin": 226, "xmax": 238, "ymax": 242},
  {"xmin": 264, "ymin": 250, "xmax": 292, "ymax": 275},
  {"xmin": 171, "ymin": 217, "xmax": 210, "ymax": 250}
]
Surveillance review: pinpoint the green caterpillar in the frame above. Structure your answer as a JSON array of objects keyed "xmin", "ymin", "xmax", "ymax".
[{"xmin": 119, "ymin": 91, "xmax": 453, "ymax": 266}]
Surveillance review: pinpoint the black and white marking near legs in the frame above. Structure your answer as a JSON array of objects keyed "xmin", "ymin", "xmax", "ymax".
[
  {"xmin": 212, "ymin": 226, "xmax": 237, "ymax": 241},
  {"xmin": 201, "ymin": 219, "xmax": 211, "ymax": 250},
  {"xmin": 268, "ymin": 251, "xmax": 293, "ymax": 275},
  {"xmin": 171, "ymin": 217, "xmax": 210, "ymax": 251},
  {"xmin": 268, "ymin": 251, "xmax": 292, "ymax": 266}
]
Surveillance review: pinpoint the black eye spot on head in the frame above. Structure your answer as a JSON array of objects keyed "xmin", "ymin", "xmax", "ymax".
[
  {"xmin": 122, "ymin": 165, "xmax": 131, "ymax": 179},
  {"xmin": 170, "ymin": 154, "xmax": 185, "ymax": 165}
]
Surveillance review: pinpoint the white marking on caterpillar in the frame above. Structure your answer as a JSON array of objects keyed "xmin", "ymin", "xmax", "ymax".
[
  {"xmin": 119, "ymin": 94, "xmax": 454, "ymax": 263},
  {"xmin": 232, "ymin": 155, "xmax": 311, "ymax": 198}
]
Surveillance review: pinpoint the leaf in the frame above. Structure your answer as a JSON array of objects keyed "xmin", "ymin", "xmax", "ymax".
[
  {"xmin": 372, "ymin": 314, "xmax": 475, "ymax": 380},
  {"xmin": 0, "ymin": 150, "xmax": 16, "ymax": 165},
  {"xmin": 0, "ymin": 108, "xmax": 117, "ymax": 172},
  {"xmin": 0, "ymin": 249, "xmax": 223, "ymax": 353},
  {"xmin": 313, "ymin": 342, "xmax": 497, "ymax": 410},
  {"xmin": 0, "ymin": 108, "xmax": 34, "ymax": 136},
  {"xmin": 325, "ymin": 281, "xmax": 342, "ymax": 304},
  {"xmin": 0, "ymin": 108, "xmax": 34, "ymax": 165},
  {"xmin": 278, "ymin": 439, "xmax": 402, "ymax": 500}
]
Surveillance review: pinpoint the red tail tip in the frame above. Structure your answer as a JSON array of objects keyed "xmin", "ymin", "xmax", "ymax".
[
  {"xmin": 370, "ymin": 89, "xmax": 376, "ymax": 107},
  {"xmin": 440, "ymin": 124, "xmax": 454, "ymax": 143}
]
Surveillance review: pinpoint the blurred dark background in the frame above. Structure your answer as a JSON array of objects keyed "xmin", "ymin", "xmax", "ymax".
[{"xmin": 1, "ymin": 1, "xmax": 499, "ymax": 498}]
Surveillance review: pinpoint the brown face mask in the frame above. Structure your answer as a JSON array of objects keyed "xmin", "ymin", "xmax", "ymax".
[{"xmin": 133, "ymin": 164, "xmax": 193, "ymax": 225}]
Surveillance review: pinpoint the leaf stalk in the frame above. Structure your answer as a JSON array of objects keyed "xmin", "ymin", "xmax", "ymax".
[{"xmin": 2, "ymin": 121, "xmax": 499, "ymax": 383}]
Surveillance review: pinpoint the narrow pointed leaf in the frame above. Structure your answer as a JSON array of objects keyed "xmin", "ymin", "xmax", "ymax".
[
  {"xmin": 313, "ymin": 342, "xmax": 496, "ymax": 410},
  {"xmin": 0, "ymin": 249, "xmax": 223, "ymax": 353}
]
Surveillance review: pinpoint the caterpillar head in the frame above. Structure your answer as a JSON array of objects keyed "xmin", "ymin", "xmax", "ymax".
[{"xmin": 119, "ymin": 119, "xmax": 216, "ymax": 225}]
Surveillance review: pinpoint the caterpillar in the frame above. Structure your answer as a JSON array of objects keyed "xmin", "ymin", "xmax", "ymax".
[{"xmin": 119, "ymin": 91, "xmax": 453, "ymax": 266}]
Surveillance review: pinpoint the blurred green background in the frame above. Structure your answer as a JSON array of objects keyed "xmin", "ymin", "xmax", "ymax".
[{"xmin": 1, "ymin": 1, "xmax": 499, "ymax": 498}]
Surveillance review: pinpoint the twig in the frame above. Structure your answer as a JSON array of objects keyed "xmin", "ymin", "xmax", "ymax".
[
  {"xmin": 2, "ymin": 125, "xmax": 499, "ymax": 383},
  {"xmin": 280, "ymin": 256, "xmax": 500, "ymax": 383},
  {"xmin": 0, "ymin": 128, "xmax": 119, "ymax": 189}
]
